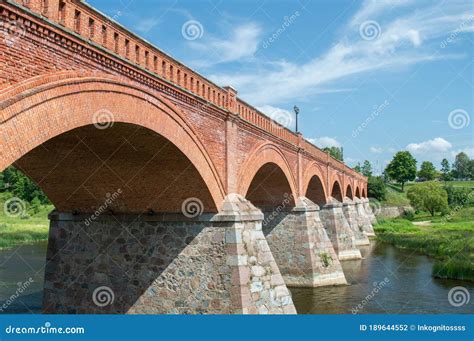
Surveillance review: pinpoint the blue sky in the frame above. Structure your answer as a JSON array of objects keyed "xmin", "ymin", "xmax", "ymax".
[{"xmin": 88, "ymin": 0, "xmax": 473, "ymax": 174}]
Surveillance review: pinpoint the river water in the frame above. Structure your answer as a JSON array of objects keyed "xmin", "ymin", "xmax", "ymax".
[{"xmin": 0, "ymin": 241, "xmax": 472, "ymax": 314}]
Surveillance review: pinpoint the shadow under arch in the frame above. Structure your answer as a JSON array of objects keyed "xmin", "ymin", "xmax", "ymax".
[
  {"xmin": 0, "ymin": 73, "xmax": 236, "ymax": 314},
  {"xmin": 0, "ymin": 72, "xmax": 225, "ymax": 210},
  {"xmin": 331, "ymin": 180, "xmax": 343, "ymax": 202},
  {"xmin": 346, "ymin": 184, "xmax": 353, "ymax": 200}
]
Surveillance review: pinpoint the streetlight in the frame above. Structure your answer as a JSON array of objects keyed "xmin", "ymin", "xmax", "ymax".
[{"xmin": 293, "ymin": 105, "xmax": 300, "ymax": 133}]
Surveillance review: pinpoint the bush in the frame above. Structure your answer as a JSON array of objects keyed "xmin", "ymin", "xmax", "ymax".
[
  {"xmin": 368, "ymin": 176, "xmax": 387, "ymax": 201},
  {"xmin": 403, "ymin": 209, "xmax": 415, "ymax": 220},
  {"xmin": 407, "ymin": 182, "xmax": 449, "ymax": 217},
  {"xmin": 444, "ymin": 185, "xmax": 473, "ymax": 208}
]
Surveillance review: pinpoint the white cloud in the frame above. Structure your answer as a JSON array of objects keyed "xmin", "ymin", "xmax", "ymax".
[
  {"xmin": 207, "ymin": 1, "xmax": 472, "ymax": 105},
  {"xmin": 406, "ymin": 137, "xmax": 452, "ymax": 154},
  {"xmin": 308, "ymin": 137, "xmax": 342, "ymax": 148},
  {"xmin": 370, "ymin": 147, "xmax": 384, "ymax": 153},
  {"xmin": 256, "ymin": 105, "xmax": 294, "ymax": 129},
  {"xmin": 189, "ymin": 23, "xmax": 262, "ymax": 65},
  {"xmin": 451, "ymin": 147, "xmax": 474, "ymax": 159}
]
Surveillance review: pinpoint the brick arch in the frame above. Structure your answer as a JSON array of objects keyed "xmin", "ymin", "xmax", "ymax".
[
  {"xmin": 238, "ymin": 143, "xmax": 297, "ymax": 208},
  {"xmin": 331, "ymin": 180, "xmax": 343, "ymax": 202},
  {"xmin": 303, "ymin": 162, "xmax": 328, "ymax": 206},
  {"xmin": 0, "ymin": 72, "xmax": 225, "ymax": 211},
  {"xmin": 346, "ymin": 184, "xmax": 353, "ymax": 199},
  {"xmin": 362, "ymin": 188, "xmax": 367, "ymax": 198},
  {"xmin": 355, "ymin": 187, "xmax": 361, "ymax": 199}
]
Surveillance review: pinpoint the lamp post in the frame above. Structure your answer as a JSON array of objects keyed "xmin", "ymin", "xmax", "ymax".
[{"xmin": 293, "ymin": 105, "xmax": 300, "ymax": 133}]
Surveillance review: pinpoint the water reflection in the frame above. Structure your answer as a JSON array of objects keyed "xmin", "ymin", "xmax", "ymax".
[
  {"xmin": 291, "ymin": 242, "xmax": 474, "ymax": 314},
  {"xmin": 0, "ymin": 241, "xmax": 472, "ymax": 314}
]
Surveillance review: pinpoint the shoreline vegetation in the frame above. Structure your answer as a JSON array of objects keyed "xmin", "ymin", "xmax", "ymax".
[
  {"xmin": 374, "ymin": 208, "xmax": 474, "ymax": 281},
  {"xmin": 0, "ymin": 194, "xmax": 51, "ymax": 249}
]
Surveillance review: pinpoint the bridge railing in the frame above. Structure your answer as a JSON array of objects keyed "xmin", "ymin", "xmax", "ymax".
[{"xmin": 8, "ymin": 0, "xmax": 364, "ymax": 181}]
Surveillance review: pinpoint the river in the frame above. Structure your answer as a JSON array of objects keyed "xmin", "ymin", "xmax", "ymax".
[{"xmin": 0, "ymin": 241, "xmax": 472, "ymax": 314}]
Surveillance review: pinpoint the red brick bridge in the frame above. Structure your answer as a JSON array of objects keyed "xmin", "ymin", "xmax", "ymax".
[{"xmin": 0, "ymin": 0, "xmax": 375, "ymax": 314}]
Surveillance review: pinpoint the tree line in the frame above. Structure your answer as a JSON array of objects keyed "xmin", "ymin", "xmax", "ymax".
[{"xmin": 355, "ymin": 151, "xmax": 474, "ymax": 217}]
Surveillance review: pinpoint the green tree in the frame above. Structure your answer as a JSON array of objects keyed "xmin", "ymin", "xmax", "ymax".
[
  {"xmin": 385, "ymin": 151, "xmax": 417, "ymax": 191},
  {"xmin": 361, "ymin": 160, "xmax": 373, "ymax": 177},
  {"xmin": 453, "ymin": 152, "xmax": 471, "ymax": 179},
  {"xmin": 440, "ymin": 158, "xmax": 452, "ymax": 181},
  {"xmin": 368, "ymin": 176, "xmax": 386, "ymax": 201},
  {"xmin": 323, "ymin": 147, "xmax": 344, "ymax": 162},
  {"xmin": 0, "ymin": 166, "xmax": 50, "ymax": 204},
  {"xmin": 354, "ymin": 163, "xmax": 362, "ymax": 173},
  {"xmin": 418, "ymin": 161, "xmax": 437, "ymax": 181},
  {"xmin": 407, "ymin": 182, "xmax": 449, "ymax": 217}
]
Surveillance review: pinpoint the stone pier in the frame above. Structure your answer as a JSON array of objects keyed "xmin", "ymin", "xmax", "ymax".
[
  {"xmin": 319, "ymin": 198, "xmax": 362, "ymax": 260},
  {"xmin": 342, "ymin": 198, "xmax": 370, "ymax": 246},
  {"xmin": 43, "ymin": 195, "xmax": 296, "ymax": 314},
  {"xmin": 354, "ymin": 198, "xmax": 375, "ymax": 237},
  {"xmin": 362, "ymin": 198, "xmax": 377, "ymax": 225},
  {"xmin": 262, "ymin": 197, "xmax": 347, "ymax": 287}
]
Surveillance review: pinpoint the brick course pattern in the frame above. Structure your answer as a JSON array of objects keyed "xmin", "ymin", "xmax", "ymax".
[{"xmin": 0, "ymin": 0, "xmax": 375, "ymax": 315}]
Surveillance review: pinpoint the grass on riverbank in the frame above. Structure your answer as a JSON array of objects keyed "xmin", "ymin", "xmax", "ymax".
[
  {"xmin": 374, "ymin": 206, "xmax": 474, "ymax": 281},
  {"xmin": 0, "ymin": 195, "xmax": 51, "ymax": 249}
]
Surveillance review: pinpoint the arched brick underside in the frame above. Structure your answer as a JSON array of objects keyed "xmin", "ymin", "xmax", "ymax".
[
  {"xmin": 346, "ymin": 185, "xmax": 353, "ymax": 199},
  {"xmin": 355, "ymin": 187, "xmax": 361, "ymax": 199},
  {"xmin": 362, "ymin": 188, "xmax": 366, "ymax": 198},
  {"xmin": 245, "ymin": 163, "xmax": 296, "ymax": 210},
  {"xmin": 305, "ymin": 176, "xmax": 327, "ymax": 206},
  {"xmin": 331, "ymin": 181, "xmax": 343, "ymax": 202},
  {"xmin": 0, "ymin": 73, "xmax": 224, "ymax": 212},
  {"xmin": 238, "ymin": 143, "xmax": 297, "ymax": 204},
  {"xmin": 14, "ymin": 123, "xmax": 217, "ymax": 213}
]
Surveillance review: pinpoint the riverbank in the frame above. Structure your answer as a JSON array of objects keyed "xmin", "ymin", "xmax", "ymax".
[
  {"xmin": 0, "ymin": 195, "xmax": 51, "ymax": 249},
  {"xmin": 374, "ymin": 207, "xmax": 474, "ymax": 281}
]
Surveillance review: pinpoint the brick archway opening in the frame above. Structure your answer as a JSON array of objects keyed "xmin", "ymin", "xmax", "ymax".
[
  {"xmin": 13, "ymin": 122, "xmax": 217, "ymax": 214},
  {"xmin": 245, "ymin": 162, "xmax": 296, "ymax": 212},
  {"xmin": 306, "ymin": 175, "xmax": 327, "ymax": 206},
  {"xmin": 346, "ymin": 185, "xmax": 353, "ymax": 200},
  {"xmin": 355, "ymin": 187, "xmax": 361, "ymax": 199},
  {"xmin": 331, "ymin": 181, "xmax": 343, "ymax": 202},
  {"xmin": 362, "ymin": 188, "xmax": 366, "ymax": 198}
]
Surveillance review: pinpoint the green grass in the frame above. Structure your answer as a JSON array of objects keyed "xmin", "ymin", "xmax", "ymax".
[
  {"xmin": 383, "ymin": 183, "xmax": 410, "ymax": 206},
  {"xmin": 0, "ymin": 194, "xmax": 52, "ymax": 249},
  {"xmin": 374, "ymin": 206, "xmax": 474, "ymax": 281}
]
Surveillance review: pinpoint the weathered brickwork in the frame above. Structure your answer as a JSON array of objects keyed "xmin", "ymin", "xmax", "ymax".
[{"xmin": 0, "ymin": 0, "xmax": 374, "ymax": 315}]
